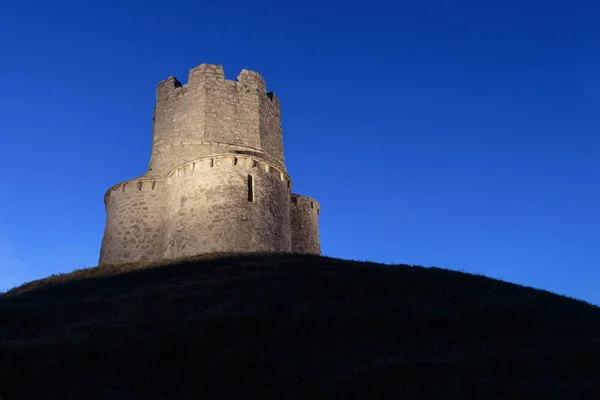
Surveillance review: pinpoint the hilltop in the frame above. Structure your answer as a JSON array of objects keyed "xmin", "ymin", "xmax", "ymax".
[{"xmin": 1, "ymin": 254, "xmax": 599, "ymax": 399}]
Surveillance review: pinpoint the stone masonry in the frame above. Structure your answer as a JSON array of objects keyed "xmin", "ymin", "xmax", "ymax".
[{"xmin": 99, "ymin": 63, "xmax": 321, "ymax": 265}]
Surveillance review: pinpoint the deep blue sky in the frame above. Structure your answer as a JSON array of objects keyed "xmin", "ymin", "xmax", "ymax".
[{"xmin": 1, "ymin": 0, "xmax": 598, "ymax": 304}]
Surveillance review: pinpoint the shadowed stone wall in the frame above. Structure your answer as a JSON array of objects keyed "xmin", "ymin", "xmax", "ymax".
[{"xmin": 290, "ymin": 194, "xmax": 321, "ymax": 254}]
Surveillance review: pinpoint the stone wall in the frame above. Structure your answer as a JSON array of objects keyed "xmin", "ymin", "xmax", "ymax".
[
  {"xmin": 100, "ymin": 180, "xmax": 166, "ymax": 265},
  {"xmin": 290, "ymin": 194, "xmax": 321, "ymax": 255},
  {"xmin": 259, "ymin": 89, "xmax": 284, "ymax": 166},
  {"xmin": 163, "ymin": 154, "xmax": 292, "ymax": 259},
  {"xmin": 147, "ymin": 141, "xmax": 285, "ymax": 178}
]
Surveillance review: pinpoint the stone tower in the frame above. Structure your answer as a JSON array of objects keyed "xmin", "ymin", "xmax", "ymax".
[{"xmin": 99, "ymin": 63, "xmax": 321, "ymax": 265}]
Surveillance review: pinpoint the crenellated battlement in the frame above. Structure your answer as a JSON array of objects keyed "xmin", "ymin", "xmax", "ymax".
[
  {"xmin": 188, "ymin": 63, "xmax": 225, "ymax": 84},
  {"xmin": 236, "ymin": 68, "xmax": 266, "ymax": 93},
  {"xmin": 165, "ymin": 153, "xmax": 291, "ymax": 183},
  {"xmin": 156, "ymin": 76, "xmax": 183, "ymax": 100},
  {"xmin": 105, "ymin": 154, "xmax": 292, "ymax": 206},
  {"xmin": 290, "ymin": 193, "xmax": 321, "ymax": 215},
  {"xmin": 104, "ymin": 179, "xmax": 166, "ymax": 207},
  {"xmin": 155, "ymin": 64, "xmax": 274, "ymax": 103}
]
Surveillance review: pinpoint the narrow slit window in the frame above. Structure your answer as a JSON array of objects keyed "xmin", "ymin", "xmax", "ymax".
[{"xmin": 248, "ymin": 174, "xmax": 254, "ymax": 202}]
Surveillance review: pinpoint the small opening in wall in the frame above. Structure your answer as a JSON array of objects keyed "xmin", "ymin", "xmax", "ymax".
[
  {"xmin": 137, "ymin": 182, "xmax": 143, "ymax": 191},
  {"xmin": 192, "ymin": 162, "xmax": 196, "ymax": 171},
  {"xmin": 252, "ymin": 160, "xmax": 258, "ymax": 168},
  {"xmin": 311, "ymin": 201, "xmax": 314, "ymax": 208},
  {"xmin": 122, "ymin": 185, "xmax": 126, "ymax": 192},
  {"xmin": 287, "ymin": 180, "xmax": 291, "ymax": 189},
  {"xmin": 291, "ymin": 197, "xmax": 297, "ymax": 204},
  {"xmin": 210, "ymin": 159, "xmax": 214, "ymax": 167},
  {"xmin": 248, "ymin": 174, "xmax": 254, "ymax": 202},
  {"xmin": 317, "ymin": 208, "xmax": 320, "ymax": 216},
  {"xmin": 152, "ymin": 181, "xmax": 156, "ymax": 190},
  {"xmin": 233, "ymin": 157, "xmax": 238, "ymax": 166}
]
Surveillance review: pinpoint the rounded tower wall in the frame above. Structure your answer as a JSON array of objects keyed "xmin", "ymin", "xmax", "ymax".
[
  {"xmin": 163, "ymin": 154, "xmax": 292, "ymax": 259},
  {"xmin": 290, "ymin": 194, "xmax": 321, "ymax": 255},
  {"xmin": 100, "ymin": 180, "xmax": 166, "ymax": 265}
]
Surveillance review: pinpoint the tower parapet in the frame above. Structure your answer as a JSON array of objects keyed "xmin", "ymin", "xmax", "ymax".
[
  {"xmin": 149, "ymin": 63, "xmax": 285, "ymax": 176},
  {"xmin": 99, "ymin": 62, "xmax": 321, "ymax": 265}
]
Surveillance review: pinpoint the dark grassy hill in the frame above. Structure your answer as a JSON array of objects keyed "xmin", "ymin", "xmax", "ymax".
[{"xmin": 1, "ymin": 253, "xmax": 599, "ymax": 399}]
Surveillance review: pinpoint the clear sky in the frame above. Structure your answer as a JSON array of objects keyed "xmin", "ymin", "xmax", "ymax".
[{"xmin": 1, "ymin": 0, "xmax": 598, "ymax": 305}]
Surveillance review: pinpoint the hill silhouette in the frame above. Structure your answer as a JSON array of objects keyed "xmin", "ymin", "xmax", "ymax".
[{"xmin": 1, "ymin": 253, "xmax": 599, "ymax": 399}]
